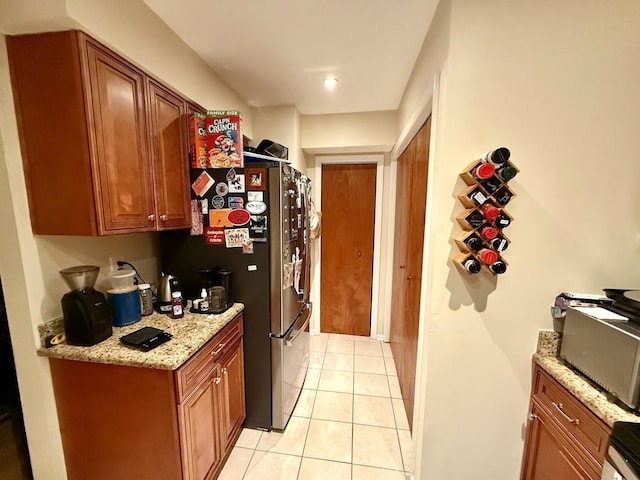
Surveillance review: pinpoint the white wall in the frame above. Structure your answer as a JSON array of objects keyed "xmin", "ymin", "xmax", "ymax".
[
  {"xmin": 402, "ymin": 0, "xmax": 640, "ymax": 478},
  {"xmin": 0, "ymin": 1, "xmax": 257, "ymax": 477}
]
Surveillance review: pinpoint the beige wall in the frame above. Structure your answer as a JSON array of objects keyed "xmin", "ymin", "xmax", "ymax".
[
  {"xmin": 0, "ymin": 1, "xmax": 257, "ymax": 477},
  {"xmin": 301, "ymin": 110, "xmax": 398, "ymax": 153},
  {"xmin": 401, "ymin": 0, "xmax": 640, "ymax": 478},
  {"xmin": 250, "ymin": 105, "xmax": 304, "ymax": 173}
]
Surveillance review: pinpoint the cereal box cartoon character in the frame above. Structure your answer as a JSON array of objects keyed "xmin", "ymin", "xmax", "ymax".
[{"xmin": 205, "ymin": 110, "xmax": 244, "ymax": 168}]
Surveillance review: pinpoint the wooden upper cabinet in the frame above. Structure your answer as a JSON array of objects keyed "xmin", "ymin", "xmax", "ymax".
[
  {"xmin": 85, "ymin": 41, "xmax": 156, "ymax": 233},
  {"xmin": 147, "ymin": 80, "xmax": 191, "ymax": 230},
  {"xmin": 7, "ymin": 30, "xmax": 191, "ymax": 235}
]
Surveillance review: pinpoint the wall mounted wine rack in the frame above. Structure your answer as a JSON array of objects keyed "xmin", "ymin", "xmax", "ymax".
[{"xmin": 454, "ymin": 147, "xmax": 518, "ymax": 276}]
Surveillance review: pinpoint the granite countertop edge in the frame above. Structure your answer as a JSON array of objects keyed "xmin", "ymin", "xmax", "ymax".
[
  {"xmin": 534, "ymin": 330, "xmax": 640, "ymax": 428},
  {"xmin": 36, "ymin": 303, "xmax": 244, "ymax": 371}
]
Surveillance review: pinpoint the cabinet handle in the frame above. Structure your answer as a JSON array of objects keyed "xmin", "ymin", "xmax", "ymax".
[
  {"xmin": 357, "ymin": 250, "xmax": 362, "ymax": 258},
  {"xmin": 399, "ymin": 265, "xmax": 406, "ymax": 269},
  {"xmin": 528, "ymin": 413, "xmax": 537, "ymax": 422},
  {"xmin": 213, "ymin": 377, "xmax": 221, "ymax": 385},
  {"xmin": 147, "ymin": 214, "xmax": 155, "ymax": 221},
  {"xmin": 552, "ymin": 401, "xmax": 580, "ymax": 425},
  {"xmin": 160, "ymin": 214, "xmax": 168, "ymax": 222},
  {"xmin": 211, "ymin": 343, "xmax": 225, "ymax": 356},
  {"xmin": 222, "ymin": 367, "xmax": 228, "ymax": 375},
  {"xmin": 407, "ymin": 275, "xmax": 413, "ymax": 280}
]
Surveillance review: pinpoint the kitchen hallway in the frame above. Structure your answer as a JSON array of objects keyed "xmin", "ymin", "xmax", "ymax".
[{"xmin": 219, "ymin": 333, "xmax": 412, "ymax": 479}]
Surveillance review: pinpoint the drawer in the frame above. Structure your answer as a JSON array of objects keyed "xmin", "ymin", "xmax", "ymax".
[
  {"xmin": 533, "ymin": 366, "xmax": 610, "ymax": 463},
  {"xmin": 175, "ymin": 315, "xmax": 243, "ymax": 402}
]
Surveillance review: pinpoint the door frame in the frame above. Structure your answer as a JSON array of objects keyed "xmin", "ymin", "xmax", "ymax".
[
  {"xmin": 391, "ymin": 72, "xmax": 440, "ymax": 480},
  {"xmin": 312, "ymin": 154, "xmax": 385, "ymax": 339}
]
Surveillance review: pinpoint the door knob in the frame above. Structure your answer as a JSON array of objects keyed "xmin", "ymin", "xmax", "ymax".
[
  {"xmin": 213, "ymin": 377, "xmax": 221, "ymax": 385},
  {"xmin": 399, "ymin": 265, "xmax": 406, "ymax": 269},
  {"xmin": 160, "ymin": 214, "xmax": 168, "ymax": 222},
  {"xmin": 407, "ymin": 275, "xmax": 413, "ymax": 280},
  {"xmin": 147, "ymin": 214, "xmax": 155, "ymax": 221},
  {"xmin": 222, "ymin": 367, "xmax": 228, "ymax": 375},
  {"xmin": 357, "ymin": 250, "xmax": 362, "ymax": 258}
]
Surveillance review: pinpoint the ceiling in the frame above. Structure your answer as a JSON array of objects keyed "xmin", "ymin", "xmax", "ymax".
[{"xmin": 143, "ymin": 0, "xmax": 438, "ymax": 115}]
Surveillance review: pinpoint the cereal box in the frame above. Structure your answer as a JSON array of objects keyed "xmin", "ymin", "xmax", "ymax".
[
  {"xmin": 189, "ymin": 112, "xmax": 207, "ymax": 168},
  {"xmin": 205, "ymin": 110, "xmax": 243, "ymax": 168}
]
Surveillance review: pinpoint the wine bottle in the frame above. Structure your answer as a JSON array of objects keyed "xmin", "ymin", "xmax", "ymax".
[
  {"xmin": 491, "ymin": 236, "xmax": 509, "ymax": 252},
  {"xmin": 481, "ymin": 176, "xmax": 502, "ymax": 194},
  {"xmin": 463, "ymin": 258, "xmax": 481, "ymax": 274},
  {"xmin": 455, "ymin": 231, "xmax": 484, "ymax": 252},
  {"xmin": 497, "ymin": 165, "xmax": 518, "ymax": 182},
  {"xmin": 481, "ymin": 147, "xmax": 511, "ymax": 165},
  {"xmin": 472, "ymin": 162, "xmax": 496, "ymax": 181},
  {"xmin": 490, "ymin": 261, "xmax": 507, "ymax": 274},
  {"xmin": 479, "ymin": 225, "xmax": 498, "ymax": 241},
  {"xmin": 481, "ymin": 204, "xmax": 500, "ymax": 222},
  {"xmin": 477, "ymin": 248, "xmax": 499, "ymax": 265},
  {"xmin": 469, "ymin": 187, "xmax": 488, "ymax": 206},
  {"xmin": 495, "ymin": 214, "xmax": 511, "ymax": 228},
  {"xmin": 457, "ymin": 185, "xmax": 490, "ymax": 208},
  {"xmin": 494, "ymin": 186, "xmax": 514, "ymax": 206},
  {"xmin": 463, "ymin": 209, "xmax": 485, "ymax": 229}
]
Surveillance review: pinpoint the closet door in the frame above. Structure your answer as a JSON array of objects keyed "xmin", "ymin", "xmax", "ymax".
[{"xmin": 389, "ymin": 117, "xmax": 431, "ymax": 428}]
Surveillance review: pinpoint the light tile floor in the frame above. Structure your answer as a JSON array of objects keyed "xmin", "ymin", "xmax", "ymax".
[{"xmin": 219, "ymin": 333, "xmax": 412, "ymax": 480}]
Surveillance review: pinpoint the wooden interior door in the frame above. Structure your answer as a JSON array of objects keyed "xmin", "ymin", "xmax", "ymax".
[
  {"xmin": 321, "ymin": 163, "xmax": 377, "ymax": 336},
  {"xmin": 85, "ymin": 41, "xmax": 155, "ymax": 234},
  {"xmin": 147, "ymin": 80, "xmax": 191, "ymax": 230},
  {"xmin": 390, "ymin": 117, "xmax": 431, "ymax": 428}
]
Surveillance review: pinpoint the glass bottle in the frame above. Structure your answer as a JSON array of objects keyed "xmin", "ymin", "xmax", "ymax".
[
  {"xmin": 171, "ymin": 291, "xmax": 184, "ymax": 319},
  {"xmin": 481, "ymin": 147, "xmax": 511, "ymax": 165}
]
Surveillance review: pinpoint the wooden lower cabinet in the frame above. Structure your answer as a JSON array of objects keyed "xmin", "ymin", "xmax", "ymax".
[
  {"xmin": 49, "ymin": 315, "xmax": 245, "ymax": 480},
  {"xmin": 521, "ymin": 365, "xmax": 610, "ymax": 480}
]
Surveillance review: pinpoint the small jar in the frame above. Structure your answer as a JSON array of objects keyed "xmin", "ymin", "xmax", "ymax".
[{"xmin": 138, "ymin": 283, "xmax": 153, "ymax": 316}]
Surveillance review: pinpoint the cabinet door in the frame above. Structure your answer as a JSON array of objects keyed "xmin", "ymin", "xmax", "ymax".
[
  {"xmin": 219, "ymin": 339, "xmax": 246, "ymax": 450},
  {"xmin": 179, "ymin": 372, "xmax": 222, "ymax": 480},
  {"xmin": 521, "ymin": 402, "xmax": 598, "ymax": 480},
  {"xmin": 84, "ymin": 40, "xmax": 156, "ymax": 234},
  {"xmin": 148, "ymin": 81, "xmax": 191, "ymax": 230}
]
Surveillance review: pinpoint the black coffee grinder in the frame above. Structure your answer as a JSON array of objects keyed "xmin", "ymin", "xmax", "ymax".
[{"xmin": 60, "ymin": 266, "xmax": 113, "ymax": 346}]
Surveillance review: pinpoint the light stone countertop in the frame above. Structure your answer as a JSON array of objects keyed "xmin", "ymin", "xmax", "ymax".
[
  {"xmin": 37, "ymin": 303, "xmax": 244, "ymax": 370},
  {"xmin": 534, "ymin": 330, "xmax": 640, "ymax": 427}
]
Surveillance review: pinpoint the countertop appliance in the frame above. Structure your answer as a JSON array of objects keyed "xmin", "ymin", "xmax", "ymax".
[
  {"xmin": 60, "ymin": 266, "xmax": 112, "ymax": 346},
  {"xmin": 560, "ymin": 289, "xmax": 640, "ymax": 410},
  {"xmin": 160, "ymin": 153, "xmax": 311, "ymax": 430},
  {"xmin": 602, "ymin": 421, "xmax": 640, "ymax": 479}
]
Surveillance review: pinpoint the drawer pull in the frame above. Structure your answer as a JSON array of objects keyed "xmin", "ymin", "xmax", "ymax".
[
  {"xmin": 211, "ymin": 343, "xmax": 225, "ymax": 356},
  {"xmin": 213, "ymin": 377, "xmax": 221, "ymax": 385},
  {"xmin": 552, "ymin": 401, "xmax": 580, "ymax": 425}
]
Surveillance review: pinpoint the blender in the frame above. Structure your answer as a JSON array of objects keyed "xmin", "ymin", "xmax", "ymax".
[{"xmin": 60, "ymin": 266, "xmax": 113, "ymax": 346}]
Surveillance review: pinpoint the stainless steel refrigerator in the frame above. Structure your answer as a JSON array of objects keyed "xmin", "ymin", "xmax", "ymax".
[{"xmin": 160, "ymin": 152, "xmax": 311, "ymax": 430}]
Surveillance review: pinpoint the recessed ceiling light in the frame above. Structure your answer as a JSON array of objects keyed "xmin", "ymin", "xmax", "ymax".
[{"xmin": 324, "ymin": 77, "xmax": 338, "ymax": 91}]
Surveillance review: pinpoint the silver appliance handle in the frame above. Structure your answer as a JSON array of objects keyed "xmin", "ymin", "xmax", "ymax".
[{"xmin": 285, "ymin": 304, "xmax": 311, "ymax": 347}]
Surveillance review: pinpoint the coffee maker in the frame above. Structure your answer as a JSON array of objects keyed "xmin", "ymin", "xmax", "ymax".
[
  {"xmin": 60, "ymin": 266, "xmax": 113, "ymax": 346},
  {"xmin": 193, "ymin": 268, "xmax": 233, "ymax": 314}
]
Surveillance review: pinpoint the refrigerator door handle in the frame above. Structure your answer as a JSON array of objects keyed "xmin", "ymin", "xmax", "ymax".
[
  {"xmin": 284, "ymin": 303, "xmax": 311, "ymax": 346},
  {"xmin": 286, "ymin": 316, "xmax": 309, "ymax": 347}
]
